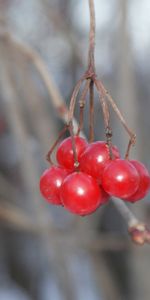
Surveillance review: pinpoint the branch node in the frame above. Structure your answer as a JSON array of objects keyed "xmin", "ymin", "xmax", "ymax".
[{"xmin": 128, "ymin": 223, "xmax": 150, "ymax": 245}]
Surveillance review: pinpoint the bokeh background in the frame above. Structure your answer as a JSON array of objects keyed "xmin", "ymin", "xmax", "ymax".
[{"xmin": 0, "ymin": 0, "xmax": 150, "ymax": 299}]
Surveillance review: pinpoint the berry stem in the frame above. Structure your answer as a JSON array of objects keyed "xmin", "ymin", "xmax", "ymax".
[
  {"xmin": 68, "ymin": 76, "xmax": 85, "ymax": 124},
  {"xmin": 68, "ymin": 76, "xmax": 87, "ymax": 167},
  {"xmin": 89, "ymin": 80, "xmax": 95, "ymax": 142},
  {"xmin": 77, "ymin": 79, "xmax": 91, "ymax": 135},
  {"xmin": 69, "ymin": 120, "xmax": 79, "ymax": 169},
  {"xmin": 125, "ymin": 139, "xmax": 133, "ymax": 160},
  {"xmin": 46, "ymin": 125, "xmax": 68, "ymax": 164},
  {"xmin": 96, "ymin": 80, "xmax": 136, "ymax": 146},
  {"xmin": 94, "ymin": 80, "xmax": 110, "ymax": 129},
  {"xmin": 94, "ymin": 79, "xmax": 113, "ymax": 158}
]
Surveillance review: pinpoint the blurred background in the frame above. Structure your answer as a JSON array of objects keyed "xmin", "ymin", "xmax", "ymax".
[{"xmin": 0, "ymin": 0, "xmax": 150, "ymax": 299}]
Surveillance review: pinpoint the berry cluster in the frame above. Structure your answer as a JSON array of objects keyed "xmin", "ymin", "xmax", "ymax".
[
  {"xmin": 40, "ymin": 136, "xmax": 150, "ymax": 216},
  {"xmin": 39, "ymin": 0, "xmax": 150, "ymax": 218}
]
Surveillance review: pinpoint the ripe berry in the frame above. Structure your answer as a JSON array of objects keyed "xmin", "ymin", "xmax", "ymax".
[
  {"xmin": 101, "ymin": 159, "xmax": 140, "ymax": 198},
  {"xmin": 60, "ymin": 172, "xmax": 103, "ymax": 215},
  {"xmin": 39, "ymin": 166, "xmax": 69, "ymax": 205},
  {"xmin": 123, "ymin": 160, "xmax": 150, "ymax": 202},
  {"xmin": 79, "ymin": 141, "xmax": 120, "ymax": 182},
  {"xmin": 56, "ymin": 136, "xmax": 88, "ymax": 170}
]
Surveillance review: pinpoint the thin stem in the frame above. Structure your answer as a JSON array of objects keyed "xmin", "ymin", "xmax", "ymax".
[
  {"xmin": 125, "ymin": 139, "xmax": 133, "ymax": 160},
  {"xmin": 94, "ymin": 79, "xmax": 110, "ymax": 129},
  {"xmin": 94, "ymin": 79, "xmax": 113, "ymax": 158},
  {"xmin": 97, "ymin": 79, "xmax": 136, "ymax": 144},
  {"xmin": 69, "ymin": 0, "xmax": 96, "ymax": 125},
  {"xmin": 46, "ymin": 125, "xmax": 68, "ymax": 164},
  {"xmin": 107, "ymin": 92, "xmax": 136, "ymax": 141},
  {"xmin": 105, "ymin": 90, "xmax": 136, "ymax": 158},
  {"xmin": 68, "ymin": 77, "xmax": 85, "ymax": 124},
  {"xmin": 89, "ymin": 80, "xmax": 94, "ymax": 142},
  {"xmin": 69, "ymin": 120, "xmax": 79, "ymax": 169},
  {"xmin": 88, "ymin": 0, "xmax": 96, "ymax": 72},
  {"xmin": 77, "ymin": 105, "xmax": 84, "ymax": 136},
  {"xmin": 77, "ymin": 79, "xmax": 91, "ymax": 135}
]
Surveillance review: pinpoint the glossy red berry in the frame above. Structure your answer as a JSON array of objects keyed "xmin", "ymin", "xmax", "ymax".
[
  {"xmin": 101, "ymin": 159, "xmax": 140, "ymax": 198},
  {"xmin": 79, "ymin": 141, "xmax": 120, "ymax": 182},
  {"xmin": 39, "ymin": 166, "xmax": 69, "ymax": 205},
  {"xmin": 60, "ymin": 172, "xmax": 103, "ymax": 215},
  {"xmin": 123, "ymin": 160, "xmax": 150, "ymax": 202},
  {"xmin": 56, "ymin": 136, "xmax": 88, "ymax": 170}
]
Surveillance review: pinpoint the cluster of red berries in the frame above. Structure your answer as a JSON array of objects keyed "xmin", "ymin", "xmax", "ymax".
[{"xmin": 39, "ymin": 136, "xmax": 150, "ymax": 216}]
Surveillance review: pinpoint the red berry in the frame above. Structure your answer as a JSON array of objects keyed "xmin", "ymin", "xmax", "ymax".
[
  {"xmin": 101, "ymin": 159, "xmax": 140, "ymax": 198},
  {"xmin": 39, "ymin": 166, "xmax": 69, "ymax": 205},
  {"xmin": 56, "ymin": 136, "xmax": 88, "ymax": 170},
  {"xmin": 123, "ymin": 160, "xmax": 150, "ymax": 202},
  {"xmin": 79, "ymin": 141, "xmax": 120, "ymax": 182},
  {"xmin": 60, "ymin": 172, "xmax": 103, "ymax": 215}
]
